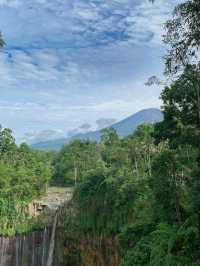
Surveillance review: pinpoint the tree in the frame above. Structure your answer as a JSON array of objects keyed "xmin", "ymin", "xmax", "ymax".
[
  {"xmin": 61, "ymin": 1, "xmax": 200, "ymax": 265},
  {"xmin": 154, "ymin": 65, "xmax": 200, "ymax": 148},
  {"xmin": 0, "ymin": 126, "xmax": 16, "ymax": 155},
  {"xmin": 151, "ymin": 150, "xmax": 185, "ymax": 224},
  {"xmin": 0, "ymin": 125, "xmax": 53, "ymax": 235},
  {"xmin": 101, "ymin": 127, "xmax": 119, "ymax": 146},
  {"xmin": 52, "ymin": 140, "xmax": 100, "ymax": 186},
  {"xmin": 164, "ymin": 0, "xmax": 200, "ymax": 74}
]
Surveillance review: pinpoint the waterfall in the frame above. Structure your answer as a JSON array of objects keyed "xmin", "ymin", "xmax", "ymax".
[
  {"xmin": 0, "ymin": 237, "xmax": 9, "ymax": 266},
  {"xmin": 0, "ymin": 228, "xmax": 51, "ymax": 266},
  {"xmin": 0, "ymin": 212, "xmax": 59, "ymax": 266},
  {"xmin": 42, "ymin": 227, "xmax": 48, "ymax": 266},
  {"xmin": 47, "ymin": 212, "xmax": 58, "ymax": 266}
]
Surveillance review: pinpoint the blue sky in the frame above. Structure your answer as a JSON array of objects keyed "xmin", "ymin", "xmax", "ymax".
[{"xmin": 0, "ymin": 0, "xmax": 180, "ymax": 143}]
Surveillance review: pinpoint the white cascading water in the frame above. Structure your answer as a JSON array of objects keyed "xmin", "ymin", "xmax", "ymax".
[
  {"xmin": 46, "ymin": 212, "xmax": 58, "ymax": 266},
  {"xmin": 42, "ymin": 227, "xmax": 48, "ymax": 266},
  {"xmin": 0, "ymin": 237, "xmax": 8, "ymax": 266},
  {"xmin": 0, "ymin": 211, "xmax": 59, "ymax": 266},
  {"xmin": 0, "ymin": 227, "xmax": 51, "ymax": 266}
]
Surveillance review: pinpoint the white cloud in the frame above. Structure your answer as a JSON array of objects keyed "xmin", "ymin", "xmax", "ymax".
[
  {"xmin": 0, "ymin": 0, "xmax": 181, "ymax": 141},
  {"xmin": 0, "ymin": 0, "xmax": 178, "ymax": 49},
  {"xmin": 23, "ymin": 129, "xmax": 65, "ymax": 144}
]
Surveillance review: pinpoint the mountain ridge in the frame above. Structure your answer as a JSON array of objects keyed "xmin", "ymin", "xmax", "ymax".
[{"xmin": 32, "ymin": 108, "xmax": 163, "ymax": 150}]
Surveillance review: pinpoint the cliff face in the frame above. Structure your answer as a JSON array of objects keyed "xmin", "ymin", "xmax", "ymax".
[
  {"xmin": 0, "ymin": 229, "xmax": 51, "ymax": 266},
  {"xmin": 0, "ymin": 187, "xmax": 73, "ymax": 266},
  {"xmin": 0, "ymin": 190, "xmax": 121, "ymax": 266},
  {"xmin": 28, "ymin": 187, "xmax": 73, "ymax": 218},
  {"xmin": 54, "ymin": 231, "xmax": 121, "ymax": 266},
  {"xmin": 75, "ymin": 235, "xmax": 121, "ymax": 266},
  {"xmin": 53, "ymin": 198, "xmax": 121, "ymax": 266},
  {"xmin": 0, "ymin": 226, "xmax": 121, "ymax": 266}
]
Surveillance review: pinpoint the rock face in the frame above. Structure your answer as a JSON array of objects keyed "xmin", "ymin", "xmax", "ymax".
[
  {"xmin": 36, "ymin": 187, "xmax": 73, "ymax": 211},
  {"xmin": 0, "ymin": 188, "xmax": 121, "ymax": 266},
  {"xmin": 0, "ymin": 222, "xmax": 121, "ymax": 266},
  {"xmin": 54, "ymin": 231, "xmax": 121, "ymax": 266},
  {"xmin": 28, "ymin": 187, "xmax": 73, "ymax": 217},
  {"xmin": 0, "ymin": 187, "xmax": 73, "ymax": 266},
  {"xmin": 53, "ymin": 202, "xmax": 121, "ymax": 266},
  {"xmin": 0, "ymin": 229, "xmax": 51, "ymax": 266}
]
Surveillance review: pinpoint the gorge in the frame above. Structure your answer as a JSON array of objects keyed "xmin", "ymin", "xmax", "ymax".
[
  {"xmin": 0, "ymin": 189, "xmax": 121, "ymax": 266},
  {"xmin": 0, "ymin": 187, "xmax": 64, "ymax": 266}
]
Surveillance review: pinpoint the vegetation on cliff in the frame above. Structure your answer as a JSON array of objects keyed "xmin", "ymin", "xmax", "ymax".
[
  {"xmin": 0, "ymin": 126, "xmax": 52, "ymax": 235},
  {"xmin": 58, "ymin": 76, "xmax": 200, "ymax": 265}
]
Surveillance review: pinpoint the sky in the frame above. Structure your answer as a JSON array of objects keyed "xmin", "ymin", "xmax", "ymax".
[{"xmin": 0, "ymin": 0, "xmax": 180, "ymax": 143}]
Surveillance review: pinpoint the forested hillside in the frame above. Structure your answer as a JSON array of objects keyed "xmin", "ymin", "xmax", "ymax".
[
  {"xmin": 0, "ymin": 126, "xmax": 53, "ymax": 235},
  {"xmin": 55, "ymin": 110, "xmax": 200, "ymax": 265},
  {"xmin": 53, "ymin": 0, "xmax": 200, "ymax": 265}
]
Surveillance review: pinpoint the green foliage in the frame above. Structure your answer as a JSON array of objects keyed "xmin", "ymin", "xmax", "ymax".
[
  {"xmin": 101, "ymin": 127, "xmax": 119, "ymax": 146},
  {"xmin": 121, "ymin": 222, "xmax": 200, "ymax": 266},
  {"xmin": 1, "ymin": 3, "xmax": 200, "ymax": 266},
  {"xmin": 60, "ymin": 58, "xmax": 200, "ymax": 265},
  {"xmin": 164, "ymin": 0, "xmax": 200, "ymax": 74},
  {"xmin": 120, "ymin": 236, "xmax": 151, "ymax": 266},
  {"xmin": 52, "ymin": 140, "xmax": 101, "ymax": 186},
  {"xmin": 0, "ymin": 126, "xmax": 52, "ymax": 235},
  {"xmin": 154, "ymin": 65, "xmax": 200, "ymax": 148},
  {"xmin": 49, "ymin": 2, "xmax": 200, "ymax": 264}
]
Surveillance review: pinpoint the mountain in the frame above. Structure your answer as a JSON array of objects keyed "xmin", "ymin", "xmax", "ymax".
[{"xmin": 32, "ymin": 108, "xmax": 163, "ymax": 150}]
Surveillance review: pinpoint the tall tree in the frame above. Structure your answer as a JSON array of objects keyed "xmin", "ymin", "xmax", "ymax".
[
  {"xmin": 154, "ymin": 64, "xmax": 200, "ymax": 148},
  {"xmin": 164, "ymin": 0, "xmax": 200, "ymax": 74}
]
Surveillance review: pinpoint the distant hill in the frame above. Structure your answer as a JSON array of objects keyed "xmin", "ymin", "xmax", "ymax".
[{"xmin": 32, "ymin": 108, "xmax": 163, "ymax": 150}]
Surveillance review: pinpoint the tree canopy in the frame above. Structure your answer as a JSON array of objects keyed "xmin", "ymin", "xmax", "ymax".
[
  {"xmin": 164, "ymin": 0, "xmax": 200, "ymax": 74},
  {"xmin": 59, "ymin": 1, "xmax": 200, "ymax": 265},
  {"xmin": 0, "ymin": 126, "xmax": 52, "ymax": 235}
]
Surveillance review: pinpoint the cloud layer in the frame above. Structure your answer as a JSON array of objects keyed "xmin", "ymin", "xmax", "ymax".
[{"xmin": 0, "ymin": 0, "xmax": 180, "ymax": 142}]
